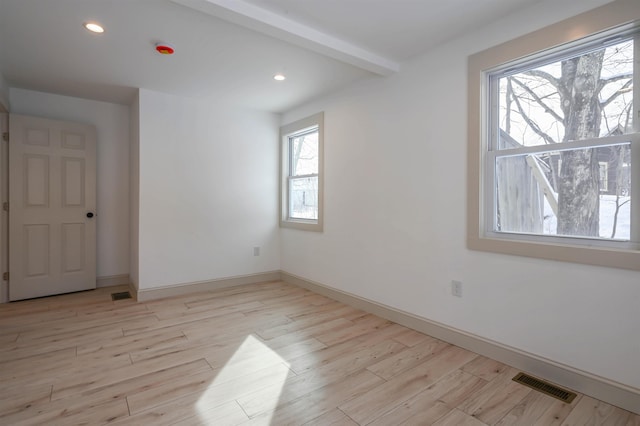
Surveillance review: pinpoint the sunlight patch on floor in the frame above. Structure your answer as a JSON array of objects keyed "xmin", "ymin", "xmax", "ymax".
[{"xmin": 196, "ymin": 335, "xmax": 291, "ymax": 423}]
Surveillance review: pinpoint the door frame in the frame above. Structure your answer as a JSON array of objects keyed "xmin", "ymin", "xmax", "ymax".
[{"xmin": 0, "ymin": 108, "xmax": 8, "ymax": 303}]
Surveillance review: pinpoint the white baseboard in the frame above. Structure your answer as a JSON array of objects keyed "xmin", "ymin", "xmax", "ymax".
[
  {"xmin": 135, "ymin": 271, "xmax": 282, "ymax": 302},
  {"xmin": 281, "ymin": 271, "xmax": 640, "ymax": 415},
  {"xmin": 96, "ymin": 274, "xmax": 130, "ymax": 288}
]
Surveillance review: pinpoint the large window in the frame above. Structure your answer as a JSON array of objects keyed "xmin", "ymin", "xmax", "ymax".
[
  {"xmin": 280, "ymin": 112, "xmax": 324, "ymax": 231},
  {"xmin": 468, "ymin": 0, "xmax": 640, "ymax": 270}
]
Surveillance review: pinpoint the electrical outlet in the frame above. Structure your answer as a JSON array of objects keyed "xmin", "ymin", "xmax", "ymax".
[
  {"xmin": 253, "ymin": 247, "xmax": 260, "ymax": 256},
  {"xmin": 451, "ymin": 280, "xmax": 463, "ymax": 297}
]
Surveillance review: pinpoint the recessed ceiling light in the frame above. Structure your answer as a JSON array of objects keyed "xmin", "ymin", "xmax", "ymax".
[
  {"xmin": 273, "ymin": 74, "xmax": 286, "ymax": 81},
  {"xmin": 84, "ymin": 22, "xmax": 105, "ymax": 34}
]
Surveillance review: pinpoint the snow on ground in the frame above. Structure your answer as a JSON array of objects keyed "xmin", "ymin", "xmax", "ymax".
[{"xmin": 543, "ymin": 195, "xmax": 630, "ymax": 240}]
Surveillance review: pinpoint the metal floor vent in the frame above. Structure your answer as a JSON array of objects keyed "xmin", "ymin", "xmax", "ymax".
[
  {"xmin": 512, "ymin": 372, "xmax": 577, "ymax": 403},
  {"xmin": 111, "ymin": 291, "xmax": 132, "ymax": 301}
]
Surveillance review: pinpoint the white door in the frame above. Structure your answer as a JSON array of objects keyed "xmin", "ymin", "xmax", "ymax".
[{"xmin": 9, "ymin": 114, "xmax": 97, "ymax": 301}]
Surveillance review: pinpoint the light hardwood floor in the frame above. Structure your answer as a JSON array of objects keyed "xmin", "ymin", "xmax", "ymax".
[{"xmin": 0, "ymin": 281, "xmax": 638, "ymax": 425}]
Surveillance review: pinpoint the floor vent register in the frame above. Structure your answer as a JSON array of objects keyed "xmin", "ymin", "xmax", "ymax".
[
  {"xmin": 111, "ymin": 291, "xmax": 132, "ymax": 301},
  {"xmin": 512, "ymin": 372, "xmax": 577, "ymax": 403}
]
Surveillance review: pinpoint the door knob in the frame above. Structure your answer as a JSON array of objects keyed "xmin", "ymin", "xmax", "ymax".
[{"xmin": 86, "ymin": 212, "xmax": 95, "ymax": 218}]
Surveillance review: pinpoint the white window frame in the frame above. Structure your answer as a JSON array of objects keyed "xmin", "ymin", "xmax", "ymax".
[
  {"xmin": 467, "ymin": 0, "xmax": 640, "ymax": 270},
  {"xmin": 280, "ymin": 112, "xmax": 324, "ymax": 232}
]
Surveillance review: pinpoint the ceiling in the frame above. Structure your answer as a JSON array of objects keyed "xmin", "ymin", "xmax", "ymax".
[{"xmin": 0, "ymin": 0, "xmax": 543, "ymax": 113}]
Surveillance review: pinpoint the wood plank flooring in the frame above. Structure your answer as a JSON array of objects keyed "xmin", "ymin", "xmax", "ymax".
[{"xmin": 0, "ymin": 281, "xmax": 638, "ymax": 425}]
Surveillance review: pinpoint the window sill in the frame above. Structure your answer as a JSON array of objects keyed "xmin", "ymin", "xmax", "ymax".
[
  {"xmin": 468, "ymin": 234, "xmax": 640, "ymax": 271},
  {"xmin": 280, "ymin": 218, "xmax": 323, "ymax": 232}
]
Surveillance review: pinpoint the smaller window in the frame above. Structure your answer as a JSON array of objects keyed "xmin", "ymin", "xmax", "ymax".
[{"xmin": 280, "ymin": 112, "xmax": 324, "ymax": 231}]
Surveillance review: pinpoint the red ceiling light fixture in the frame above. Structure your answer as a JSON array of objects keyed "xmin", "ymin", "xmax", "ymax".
[{"xmin": 155, "ymin": 43, "xmax": 175, "ymax": 55}]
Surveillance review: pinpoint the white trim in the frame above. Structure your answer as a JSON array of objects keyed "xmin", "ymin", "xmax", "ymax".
[
  {"xmin": 0, "ymin": 112, "xmax": 7, "ymax": 304},
  {"xmin": 281, "ymin": 271, "xmax": 640, "ymax": 415},
  {"xmin": 96, "ymin": 274, "xmax": 130, "ymax": 288},
  {"xmin": 492, "ymin": 134, "xmax": 636, "ymax": 158},
  {"xmin": 135, "ymin": 271, "xmax": 281, "ymax": 302}
]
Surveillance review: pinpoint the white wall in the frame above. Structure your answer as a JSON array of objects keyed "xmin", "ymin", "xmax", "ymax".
[
  {"xmin": 137, "ymin": 89, "xmax": 280, "ymax": 289},
  {"xmin": 129, "ymin": 91, "xmax": 140, "ymax": 290},
  {"xmin": 9, "ymin": 88, "xmax": 130, "ymax": 279},
  {"xmin": 281, "ymin": 0, "xmax": 640, "ymax": 392}
]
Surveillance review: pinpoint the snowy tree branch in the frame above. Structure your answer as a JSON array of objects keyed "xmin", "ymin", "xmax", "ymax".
[
  {"xmin": 510, "ymin": 76, "xmax": 564, "ymax": 123},
  {"xmin": 523, "ymin": 70, "xmax": 560, "ymax": 89},
  {"xmin": 600, "ymin": 79, "xmax": 633, "ymax": 108},
  {"xmin": 597, "ymin": 72, "xmax": 633, "ymax": 91},
  {"xmin": 508, "ymin": 79, "xmax": 558, "ymax": 145}
]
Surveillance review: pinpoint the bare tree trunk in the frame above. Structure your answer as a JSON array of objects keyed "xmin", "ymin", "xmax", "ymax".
[
  {"xmin": 556, "ymin": 51, "xmax": 604, "ymax": 236},
  {"xmin": 557, "ymin": 150, "xmax": 600, "ymax": 235}
]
